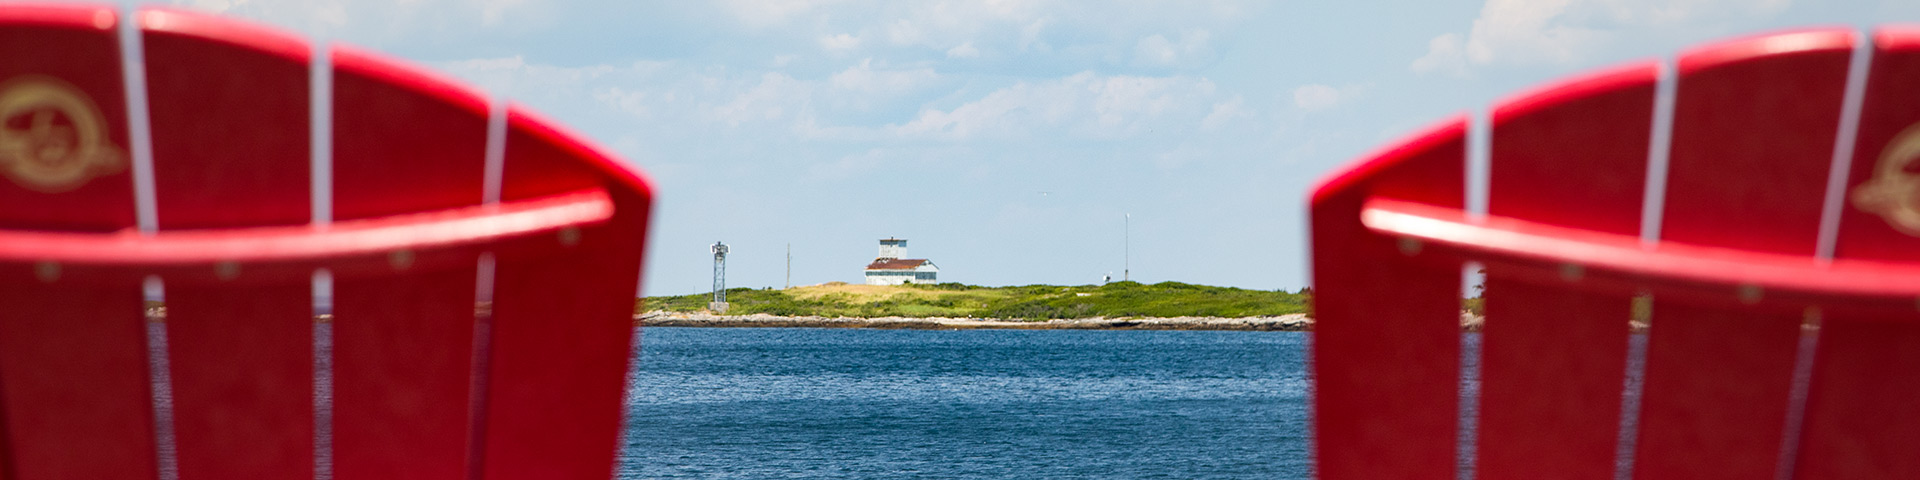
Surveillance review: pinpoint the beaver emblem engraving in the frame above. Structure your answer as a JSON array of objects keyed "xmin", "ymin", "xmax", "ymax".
[{"xmin": 0, "ymin": 75, "xmax": 125, "ymax": 193}]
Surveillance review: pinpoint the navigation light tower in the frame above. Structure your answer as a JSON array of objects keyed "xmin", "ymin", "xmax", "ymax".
[{"xmin": 710, "ymin": 241, "xmax": 729, "ymax": 313}]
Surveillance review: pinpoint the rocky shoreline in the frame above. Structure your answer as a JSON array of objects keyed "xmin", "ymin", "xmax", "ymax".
[
  {"xmin": 638, "ymin": 311, "xmax": 1513, "ymax": 332},
  {"xmin": 638, "ymin": 310, "xmax": 1315, "ymax": 331},
  {"xmin": 155, "ymin": 306, "xmax": 1529, "ymax": 333}
]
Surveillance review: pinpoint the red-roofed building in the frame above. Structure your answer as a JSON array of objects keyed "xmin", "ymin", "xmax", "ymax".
[{"xmin": 864, "ymin": 238, "xmax": 939, "ymax": 285}]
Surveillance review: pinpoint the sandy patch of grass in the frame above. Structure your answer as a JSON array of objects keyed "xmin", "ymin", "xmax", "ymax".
[{"xmin": 784, "ymin": 283, "xmax": 1002, "ymax": 303}]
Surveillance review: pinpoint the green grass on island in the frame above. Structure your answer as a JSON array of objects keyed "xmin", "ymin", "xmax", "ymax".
[{"xmin": 639, "ymin": 281, "xmax": 1315, "ymax": 320}]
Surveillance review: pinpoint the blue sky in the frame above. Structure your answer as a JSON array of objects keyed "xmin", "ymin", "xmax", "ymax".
[{"xmin": 137, "ymin": 0, "xmax": 1920, "ymax": 295}]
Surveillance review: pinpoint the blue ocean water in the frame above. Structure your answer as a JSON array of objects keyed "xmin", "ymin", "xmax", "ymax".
[{"xmin": 617, "ymin": 327, "xmax": 1313, "ymax": 479}]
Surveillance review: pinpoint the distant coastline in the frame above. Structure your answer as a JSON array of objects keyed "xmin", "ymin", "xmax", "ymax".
[
  {"xmin": 634, "ymin": 282, "xmax": 1529, "ymax": 331},
  {"xmin": 638, "ymin": 310, "xmax": 1501, "ymax": 332},
  {"xmin": 637, "ymin": 310, "xmax": 1317, "ymax": 331},
  {"xmin": 642, "ymin": 281, "xmax": 1314, "ymax": 321}
]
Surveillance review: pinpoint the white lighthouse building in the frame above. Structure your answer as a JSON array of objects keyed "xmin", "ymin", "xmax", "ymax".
[{"xmin": 863, "ymin": 238, "xmax": 939, "ymax": 285}]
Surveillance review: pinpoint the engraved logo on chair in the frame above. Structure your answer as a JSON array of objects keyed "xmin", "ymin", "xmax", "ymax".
[
  {"xmin": 0, "ymin": 75, "xmax": 125, "ymax": 193},
  {"xmin": 1852, "ymin": 122, "xmax": 1920, "ymax": 237}
]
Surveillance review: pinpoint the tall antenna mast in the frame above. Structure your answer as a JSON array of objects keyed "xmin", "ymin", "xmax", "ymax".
[
  {"xmin": 785, "ymin": 243, "xmax": 791, "ymax": 289},
  {"xmin": 710, "ymin": 241, "xmax": 729, "ymax": 313},
  {"xmin": 1124, "ymin": 213, "xmax": 1130, "ymax": 282}
]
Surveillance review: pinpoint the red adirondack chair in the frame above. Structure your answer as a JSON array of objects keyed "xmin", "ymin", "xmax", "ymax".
[
  {"xmin": 1312, "ymin": 27, "xmax": 1920, "ymax": 479},
  {"xmin": 0, "ymin": 5, "xmax": 651, "ymax": 480}
]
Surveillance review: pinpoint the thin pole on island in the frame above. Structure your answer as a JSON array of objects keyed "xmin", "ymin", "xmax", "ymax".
[
  {"xmin": 1124, "ymin": 213, "xmax": 1130, "ymax": 282},
  {"xmin": 786, "ymin": 243, "xmax": 791, "ymax": 289}
]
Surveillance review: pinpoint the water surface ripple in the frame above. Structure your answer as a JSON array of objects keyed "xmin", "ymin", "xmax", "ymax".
[{"xmin": 618, "ymin": 327, "xmax": 1311, "ymax": 479}]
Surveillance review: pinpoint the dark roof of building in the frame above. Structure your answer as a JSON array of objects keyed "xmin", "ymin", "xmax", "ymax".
[{"xmin": 865, "ymin": 258, "xmax": 930, "ymax": 270}]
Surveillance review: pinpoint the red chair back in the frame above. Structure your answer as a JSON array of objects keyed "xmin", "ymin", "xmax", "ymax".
[
  {"xmin": 0, "ymin": 5, "xmax": 652, "ymax": 480},
  {"xmin": 1312, "ymin": 27, "xmax": 1920, "ymax": 479}
]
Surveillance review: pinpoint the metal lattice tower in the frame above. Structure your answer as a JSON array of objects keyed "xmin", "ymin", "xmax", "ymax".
[{"xmin": 710, "ymin": 241, "xmax": 728, "ymax": 303}]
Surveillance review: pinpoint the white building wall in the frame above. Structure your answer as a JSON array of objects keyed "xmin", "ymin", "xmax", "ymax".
[
  {"xmin": 878, "ymin": 241, "xmax": 907, "ymax": 259},
  {"xmin": 865, "ymin": 270, "xmax": 918, "ymax": 285}
]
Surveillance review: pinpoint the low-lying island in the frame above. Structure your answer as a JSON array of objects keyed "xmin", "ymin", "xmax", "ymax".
[{"xmin": 640, "ymin": 311, "xmax": 1316, "ymax": 331}]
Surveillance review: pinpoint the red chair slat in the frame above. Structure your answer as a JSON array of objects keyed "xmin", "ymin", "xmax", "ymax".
[
  {"xmin": 0, "ymin": 7, "xmax": 157, "ymax": 480},
  {"xmin": 0, "ymin": 280, "xmax": 158, "ymax": 480},
  {"xmin": 143, "ymin": 9, "xmax": 309, "ymax": 229},
  {"xmin": 1478, "ymin": 282, "xmax": 1629, "ymax": 480},
  {"xmin": 1791, "ymin": 27, "xmax": 1920, "ymax": 478},
  {"xmin": 142, "ymin": 10, "xmax": 316, "ymax": 480},
  {"xmin": 1659, "ymin": 30, "xmax": 1853, "ymax": 255},
  {"xmin": 477, "ymin": 108, "xmax": 648, "ymax": 480},
  {"xmin": 164, "ymin": 284, "xmax": 314, "ymax": 480},
  {"xmin": 333, "ymin": 269, "xmax": 478, "ymax": 480},
  {"xmin": 1309, "ymin": 118, "xmax": 1464, "ymax": 480},
  {"xmin": 0, "ymin": 5, "xmax": 135, "ymax": 231},
  {"xmin": 1473, "ymin": 63, "xmax": 1651, "ymax": 480},
  {"xmin": 1834, "ymin": 27, "xmax": 1920, "ymax": 261},
  {"xmin": 330, "ymin": 46, "xmax": 488, "ymax": 221},
  {"xmin": 498, "ymin": 109, "xmax": 625, "ymax": 202},
  {"xmin": 1488, "ymin": 62, "xmax": 1656, "ymax": 235},
  {"xmin": 1631, "ymin": 303, "xmax": 1801, "ymax": 479},
  {"xmin": 1792, "ymin": 314, "xmax": 1920, "ymax": 478},
  {"xmin": 1628, "ymin": 30, "xmax": 1852, "ymax": 480},
  {"xmin": 328, "ymin": 45, "xmax": 489, "ymax": 480}
]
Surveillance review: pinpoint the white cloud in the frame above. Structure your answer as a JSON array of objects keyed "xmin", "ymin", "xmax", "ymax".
[
  {"xmin": 709, "ymin": 72, "xmax": 809, "ymax": 126},
  {"xmin": 1019, "ymin": 19, "xmax": 1050, "ymax": 52},
  {"xmin": 434, "ymin": 55, "xmax": 683, "ymax": 122},
  {"xmin": 1594, "ymin": 0, "xmax": 1791, "ymax": 26},
  {"xmin": 888, "ymin": 72, "xmax": 1219, "ymax": 140},
  {"xmin": 1201, "ymin": 96, "xmax": 1250, "ymax": 130},
  {"xmin": 719, "ymin": 0, "xmax": 841, "ymax": 28},
  {"xmin": 1155, "ymin": 147, "xmax": 1205, "ymax": 170},
  {"xmin": 422, "ymin": 20, "xmax": 1245, "ymax": 147},
  {"xmin": 1407, "ymin": 0, "xmax": 1599, "ymax": 75},
  {"xmin": 1287, "ymin": 83, "xmax": 1365, "ymax": 113},
  {"xmin": 1291, "ymin": 84, "xmax": 1343, "ymax": 111},
  {"xmin": 704, "ymin": 1, "xmax": 1254, "ymax": 68},
  {"xmin": 443, "ymin": 55, "xmax": 528, "ymax": 71},
  {"xmin": 594, "ymin": 87, "xmax": 650, "ymax": 117},
  {"xmin": 1409, "ymin": 33, "xmax": 1469, "ymax": 76},
  {"xmin": 830, "ymin": 59, "xmax": 939, "ymax": 94},
  {"xmin": 1135, "ymin": 35, "xmax": 1179, "ymax": 65},
  {"xmin": 1411, "ymin": 0, "xmax": 1792, "ymax": 75},
  {"xmin": 167, "ymin": 0, "xmax": 542, "ymax": 37},
  {"xmin": 947, "ymin": 42, "xmax": 981, "ymax": 58},
  {"xmin": 819, "ymin": 33, "xmax": 864, "ymax": 51},
  {"xmin": 183, "ymin": 0, "xmax": 248, "ymax": 11},
  {"xmin": 1133, "ymin": 29, "xmax": 1211, "ymax": 67},
  {"xmin": 435, "ymin": 55, "xmax": 667, "ymax": 94},
  {"xmin": 434, "ymin": 54, "xmax": 531, "ymax": 92},
  {"xmin": 886, "ymin": 20, "xmax": 924, "ymax": 45},
  {"xmin": 806, "ymin": 148, "xmax": 892, "ymax": 180},
  {"xmin": 170, "ymin": 0, "xmax": 344, "ymax": 32},
  {"xmin": 477, "ymin": 0, "xmax": 529, "ymax": 27}
]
